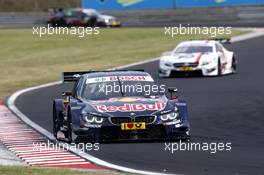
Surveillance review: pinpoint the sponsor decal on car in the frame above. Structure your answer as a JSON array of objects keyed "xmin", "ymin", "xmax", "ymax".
[
  {"xmin": 86, "ymin": 75, "xmax": 154, "ymax": 84},
  {"xmin": 94, "ymin": 102, "xmax": 166, "ymax": 113},
  {"xmin": 118, "ymin": 97, "xmax": 140, "ymax": 102},
  {"xmin": 111, "ymin": 97, "xmax": 160, "ymax": 102},
  {"xmin": 89, "ymin": 97, "xmax": 162, "ymax": 104},
  {"xmin": 178, "ymin": 66, "xmax": 193, "ymax": 71},
  {"xmin": 195, "ymin": 52, "xmax": 204, "ymax": 63},
  {"xmin": 121, "ymin": 122, "xmax": 146, "ymax": 130}
]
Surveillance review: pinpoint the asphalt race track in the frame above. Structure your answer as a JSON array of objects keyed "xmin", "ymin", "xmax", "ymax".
[{"xmin": 15, "ymin": 36, "xmax": 264, "ymax": 175}]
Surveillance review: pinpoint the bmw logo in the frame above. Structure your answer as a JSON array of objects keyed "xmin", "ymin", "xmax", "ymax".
[{"xmin": 130, "ymin": 112, "xmax": 136, "ymax": 116}]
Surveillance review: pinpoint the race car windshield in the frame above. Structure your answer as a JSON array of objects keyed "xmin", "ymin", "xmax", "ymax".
[
  {"xmin": 82, "ymin": 80, "xmax": 164, "ymax": 101},
  {"xmin": 65, "ymin": 11, "xmax": 83, "ymax": 18},
  {"xmin": 174, "ymin": 46, "xmax": 213, "ymax": 54}
]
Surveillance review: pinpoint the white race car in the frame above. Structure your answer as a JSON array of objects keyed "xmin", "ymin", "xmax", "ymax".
[{"xmin": 159, "ymin": 39, "xmax": 237, "ymax": 77}]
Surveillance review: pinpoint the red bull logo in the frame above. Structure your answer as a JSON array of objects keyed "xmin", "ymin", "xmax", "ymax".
[{"xmin": 94, "ymin": 102, "xmax": 166, "ymax": 113}]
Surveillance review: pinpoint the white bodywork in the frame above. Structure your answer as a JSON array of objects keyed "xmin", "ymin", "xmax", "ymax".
[
  {"xmin": 83, "ymin": 9, "xmax": 120, "ymax": 26},
  {"xmin": 159, "ymin": 40, "xmax": 236, "ymax": 77}
]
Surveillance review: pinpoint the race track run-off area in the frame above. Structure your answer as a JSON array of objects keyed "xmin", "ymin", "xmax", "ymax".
[{"xmin": 14, "ymin": 36, "xmax": 264, "ymax": 175}]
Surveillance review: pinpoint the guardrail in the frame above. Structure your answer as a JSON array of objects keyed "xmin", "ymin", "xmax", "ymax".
[
  {"xmin": 0, "ymin": 6, "xmax": 264, "ymax": 28},
  {"xmin": 0, "ymin": 12, "xmax": 47, "ymax": 28},
  {"xmin": 83, "ymin": 0, "xmax": 264, "ymax": 10},
  {"xmin": 106, "ymin": 6, "xmax": 264, "ymax": 27}
]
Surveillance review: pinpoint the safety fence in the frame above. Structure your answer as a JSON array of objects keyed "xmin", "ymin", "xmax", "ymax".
[{"xmin": 83, "ymin": 0, "xmax": 264, "ymax": 10}]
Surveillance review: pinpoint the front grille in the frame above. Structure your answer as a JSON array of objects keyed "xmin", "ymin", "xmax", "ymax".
[
  {"xmin": 173, "ymin": 63, "xmax": 198, "ymax": 68},
  {"xmin": 110, "ymin": 117, "xmax": 131, "ymax": 125},
  {"xmin": 110, "ymin": 116, "xmax": 156, "ymax": 125},
  {"xmin": 135, "ymin": 116, "xmax": 156, "ymax": 124},
  {"xmin": 98, "ymin": 125, "xmax": 167, "ymax": 140}
]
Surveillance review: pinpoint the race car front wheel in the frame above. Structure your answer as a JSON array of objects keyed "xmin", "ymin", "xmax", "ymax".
[
  {"xmin": 217, "ymin": 58, "xmax": 222, "ymax": 76},
  {"xmin": 232, "ymin": 56, "xmax": 237, "ymax": 73},
  {"xmin": 66, "ymin": 107, "xmax": 73, "ymax": 143},
  {"xmin": 53, "ymin": 103, "xmax": 60, "ymax": 139}
]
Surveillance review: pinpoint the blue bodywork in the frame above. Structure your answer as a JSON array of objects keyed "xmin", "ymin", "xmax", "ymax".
[{"xmin": 53, "ymin": 71, "xmax": 190, "ymax": 142}]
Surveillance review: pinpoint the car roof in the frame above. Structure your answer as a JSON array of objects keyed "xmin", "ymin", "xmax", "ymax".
[
  {"xmin": 69, "ymin": 8, "xmax": 97, "ymax": 13},
  {"xmin": 69, "ymin": 8, "xmax": 83, "ymax": 11},
  {"xmin": 178, "ymin": 40, "xmax": 217, "ymax": 47},
  {"xmin": 83, "ymin": 9, "xmax": 97, "ymax": 12},
  {"xmin": 84, "ymin": 71, "xmax": 150, "ymax": 79}
]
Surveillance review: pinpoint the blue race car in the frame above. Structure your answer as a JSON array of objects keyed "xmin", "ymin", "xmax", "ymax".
[{"xmin": 53, "ymin": 70, "xmax": 190, "ymax": 143}]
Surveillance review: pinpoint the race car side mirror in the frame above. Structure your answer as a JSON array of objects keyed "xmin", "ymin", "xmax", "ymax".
[
  {"xmin": 62, "ymin": 91, "xmax": 72, "ymax": 103},
  {"xmin": 62, "ymin": 92, "xmax": 72, "ymax": 117},
  {"xmin": 168, "ymin": 87, "xmax": 178, "ymax": 100},
  {"xmin": 162, "ymin": 51, "xmax": 171, "ymax": 56},
  {"xmin": 62, "ymin": 91, "xmax": 72, "ymax": 96}
]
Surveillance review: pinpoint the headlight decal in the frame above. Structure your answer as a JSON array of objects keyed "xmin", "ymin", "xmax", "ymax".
[
  {"xmin": 95, "ymin": 117, "xmax": 103, "ymax": 123},
  {"xmin": 165, "ymin": 62, "xmax": 172, "ymax": 67},
  {"xmin": 160, "ymin": 111, "xmax": 179, "ymax": 121},
  {"xmin": 83, "ymin": 114, "xmax": 104, "ymax": 124}
]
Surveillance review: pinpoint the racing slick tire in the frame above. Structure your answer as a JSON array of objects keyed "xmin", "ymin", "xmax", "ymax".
[
  {"xmin": 64, "ymin": 107, "xmax": 99, "ymax": 144},
  {"xmin": 231, "ymin": 56, "xmax": 237, "ymax": 73},
  {"xmin": 159, "ymin": 70, "xmax": 170, "ymax": 78},
  {"xmin": 65, "ymin": 107, "xmax": 75, "ymax": 143},
  {"xmin": 217, "ymin": 58, "xmax": 222, "ymax": 76},
  {"xmin": 170, "ymin": 131, "xmax": 191, "ymax": 142},
  {"xmin": 53, "ymin": 101, "xmax": 63, "ymax": 139},
  {"xmin": 65, "ymin": 107, "xmax": 82, "ymax": 144}
]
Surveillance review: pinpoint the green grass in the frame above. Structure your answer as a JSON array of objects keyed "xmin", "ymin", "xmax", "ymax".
[
  {"xmin": 0, "ymin": 165, "xmax": 122, "ymax": 175},
  {"xmin": 0, "ymin": 28, "xmax": 246, "ymax": 100}
]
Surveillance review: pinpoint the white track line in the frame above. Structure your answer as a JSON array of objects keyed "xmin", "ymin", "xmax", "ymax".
[{"xmin": 7, "ymin": 30, "xmax": 264, "ymax": 175}]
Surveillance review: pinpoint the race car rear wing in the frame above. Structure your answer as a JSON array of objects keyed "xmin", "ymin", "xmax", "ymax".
[
  {"xmin": 213, "ymin": 38, "xmax": 231, "ymax": 44},
  {"xmin": 62, "ymin": 71, "xmax": 92, "ymax": 82},
  {"xmin": 62, "ymin": 69, "xmax": 145, "ymax": 82},
  {"xmin": 191, "ymin": 38, "xmax": 231, "ymax": 44}
]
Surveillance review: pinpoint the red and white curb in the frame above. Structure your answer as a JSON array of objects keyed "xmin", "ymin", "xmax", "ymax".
[{"xmin": 0, "ymin": 104, "xmax": 105, "ymax": 170}]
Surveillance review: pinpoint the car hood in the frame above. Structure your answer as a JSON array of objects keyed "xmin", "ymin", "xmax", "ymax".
[
  {"xmin": 162, "ymin": 52, "xmax": 213, "ymax": 63},
  {"xmin": 83, "ymin": 96, "xmax": 173, "ymax": 117},
  {"xmin": 98, "ymin": 14, "xmax": 115, "ymax": 20}
]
